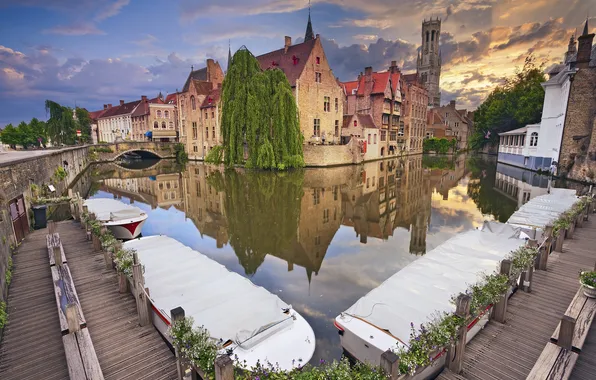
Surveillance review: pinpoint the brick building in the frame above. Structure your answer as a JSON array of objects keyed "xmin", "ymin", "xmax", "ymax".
[
  {"xmin": 428, "ymin": 100, "xmax": 473, "ymax": 150},
  {"xmin": 401, "ymin": 73, "xmax": 429, "ymax": 154},
  {"xmin": 559, "ymin": 20, "xmax": 596, "ymax": 181},
  {"xmin": 177, "ymin": 59, "xmax": 225, "ymax": 159},
  {"xmin": 256, "ymin": 13, "xmax": 344, "ymax": 144},
  {"xmin": 340, "ymin": 62, "xmax": 402, "ymax": 158},
  {"xmin": 130, "ymin": 95, "xmax": 177, "ymax": 142}
]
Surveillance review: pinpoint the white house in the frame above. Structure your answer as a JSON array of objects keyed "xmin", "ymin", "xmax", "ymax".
[{"xmin": 97, "ymin": 100, "xmax": 141, "ymax": 142}]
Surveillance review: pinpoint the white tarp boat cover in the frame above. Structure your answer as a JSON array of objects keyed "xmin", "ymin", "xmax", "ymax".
[
  {"xmin": 341, "ymin": 222, "xmax": 526, "ymax": 346},
  {"xmin": 124, "ymin": 235, "xmax": 292, "ymax": 346},
  {"xmin": 506, "ymin": 188, "xmax": 578, "ymax": 230},
  {"xmin": 84, "ymin": 198, "xmax": 144, "ymax": 222}
]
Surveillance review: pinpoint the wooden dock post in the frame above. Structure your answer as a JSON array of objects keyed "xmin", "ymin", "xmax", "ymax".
[
  {"xmin": 557, "ymin": 315, "xmax": 576, "ymax": 350},
  {"xmin": 447, "ymin": 294, "xmax": 471, "ymax": 374},
  {"xmin": 68, "ymin": 189, "xmax": 75, "ymax": 219},
  {"xmin": 544, "ymin": 224, "xmax": 554, "ymax": 254},
  {"xmin": 493, "ymin": 260, "xmax": 511, "ymax": 324},
  {"xmin": 132, "ymin": 252, "xmax": 150, "ymax": 326},
  {"xmin": 171, "ymin": 307, "xmax": 186, "ymax": 380},
  {"xmin": 82, "ymin": 205, "xmax": 89, "ymax": 230},
  {"xmin": 215, "ymin": 355, "xmax": 234, "ymax": 380},
  {"xmin": 554, "ymin": 230, "xmax": 565, "ymax": 252},
  {"xmin": 380, "ymin": 350, "xmax": 400, "ymax": 378},
  {"xmin": 48, "ymin": 220, "xmax": 56, "ymax": 235},
  {"xmin": 567, "ymin": 220, "xmax": 575, "ymax": 239}
]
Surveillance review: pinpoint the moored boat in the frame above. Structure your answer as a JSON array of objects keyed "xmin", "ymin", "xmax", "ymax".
[
  {"xmin": 123, "ymin": 235, "xmax": 316, "ymax": 371},
  {"xmin": 334, "ymin": 222, "xmax": 528, "ymax": 377},
  {"xmin": 84, "ymin": 198, "xmax": 147, "ymax": 239}
]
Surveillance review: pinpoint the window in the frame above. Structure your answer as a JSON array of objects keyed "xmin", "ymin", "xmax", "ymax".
[
  {"xmin": 313, "ymin": 189, "xmax": 320, "ymax": 205},
  {"xmin": 323, "ymin": 209, "xmax": 329, "ymax": 223},
  {"xmin": 205, "ymin": 112, "xmax": 208, "ymax": 119},
  {"xmin": 212, "ymin": 126, "xmax": 215, "ymax": 139},
  {"xmin": 161, "ymin": 121, "xmax": 166, "ymax": 129},
  {"xmin": 374, "ymin": 134, "xmax": 377, "ymax": 144},
  {"xmin": 426, "ymin": 31, "xmax": 429, "ymax": 42},
  {"xmin": 205, "ymin": 127, "xmax": 209, "ymax": 139},
  {"xmin": 431, "ymin": 30, "xmax": 435, "ymax": 41},
  {"xmin": 530, "ymin": 132, "xmax": 538, "ymax": 147},
  {"xmin": 324, "ymin": 96, "xmax": 330, "ymax": 112},
  {"xmin": 153, "ymin": 121, "xmax": 159, "ymax": 129},
  {"xmin": 455, "ymin": 122, "xmax": 459, "ymax": 128},
  {"xmin": 192, "ymin": 122, "xmax": 197, "ymax": 139},
  {"xmin": 169, "ymin": 121, "xmax": 174, "ymax": 129},
  {"xmin": 335, "ymin": 120, "xmax": 339, "ymax": 137},
  {"xmin": 212, "ymin": 111, "xmax": 215, "ymax": 118},
  {"xmin": 514, "ymin": 135, "xmax": 519, "ymax": 146},
  {"xmin": 165, "ymin": 110, "xmax": 169, "ymax": 118},
  {"xmin": 193, "ymin": 145, "xmax": 198, "ymax": 152},
  {"xmin": 381, "ymin": 130, "xmax": 387, "ymax": 141},
  {"xmin": 315, "ymin": 72, "xmax": 322, "ymax": 83},
  {"xmin": 157, "ymin": 110, "xmax": 162, "ymax": 118},
  {"xmin": 191, "ymin": 96, "xmax": 196, "ymax": 110},
  {"xmin": 382, "ymin": 114, "xmax": 389, "ymax": 124},
  {"xmin": 316, "ymin": 57, "xmax": 321, "ymax": 64},
  {"xmin": 353, "ymin": 120, "xmax": 357, "ymax": 127},
  {"xmin": 314, "ymin": 236, "xmax": 321, "ymax": 246},
  {"xmin": 520, "ymin": 135, "xmax": 525, "ymax": 146},
  {"xmin": 368, "ymin": 134, "xmax": 371, "ymax": 144},
  {"xmin": 390, "ymin": 131, "xmax": 397, "ymax": 141},
  {"xmin": 335, "ymin": 98, "xmax": 338, "ymax": 112},
  {"xmin": 313, "ymin": 119, "xmax": 320, "ymax": 136}
]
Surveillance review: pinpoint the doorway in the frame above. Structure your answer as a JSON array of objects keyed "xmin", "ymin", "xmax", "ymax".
[{"xmin": 9, "ymin": 195, "xmax": 29, "ymax": 242}]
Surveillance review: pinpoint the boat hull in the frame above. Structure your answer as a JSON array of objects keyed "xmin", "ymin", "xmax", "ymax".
[{"xmin": 105, "ymin": 216, "xmax": 147, "ymax": 239}]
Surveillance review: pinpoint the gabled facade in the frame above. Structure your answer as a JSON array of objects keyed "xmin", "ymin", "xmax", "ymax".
[
  {"xmin": 428, "ymin": 100, "xmax": 472, "ymax": 150},
  {"xmin": 177, "ymin": 59, "xmax": 225, "ymax": 159},
  {"xmin": 401, "ymin": 73, "xmax": 428, "ymax": 154},
  {"xmin": 256, "ymin": 31, "xmax": 344, "ymax": 144},
  {"xmin": 98, "ymin": 99, "xmax": 143, "ymax": 143}
]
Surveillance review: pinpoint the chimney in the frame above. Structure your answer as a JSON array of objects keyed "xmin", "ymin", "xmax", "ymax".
[
  {"xmin": 284, "ymin": 36, "xmax": 291, "ymax": 53},
  {"xmin": 206, "ymin": 58, "xmax": 214, "ymax": 66},
  {"xmin": 141, "ymin": 95, "xmax": 147, "ymax": 102},
  {"xmin": 364, "ymin": 67, "xmax": 374, "ymax": 97},
  {"xmin": 364, "ymin": 66, "xmax": 373, "ymax": 76},
  {"xmin": 577, "ymin": 21, "xmax": 595, "ymax": 69},
  {"xmin": 103, "ymin": 104, "xmax": 107, "ymax": 110},
  {"xmin": 119, "ymin": 100, "xmax": 125, "ymax": 106},
  {"xmin": 449, "ymin": 100, "xmax": 456, "ymax": 108},
  {"xmin": 316, "ymin": 34, "xmax": 320, "ymax": 39},
  {"xmin": 107, "ymin": 104, "xmax": 112, "ymax": 109},
  {"xmin": 389, "ymin": 60, "xmax": 399, "ymax": 73}
]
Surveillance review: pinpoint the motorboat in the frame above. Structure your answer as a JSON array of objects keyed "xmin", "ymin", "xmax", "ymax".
[
  {"xmin": 84, "ymin": 198, "xmax": 147, "ymax": 239},
  {"xmin": 123, "ymin": 235, "xmax": 316, "ymax": 371},
  {"xmin": 334, "ymin": 222, "xmax": 528, "ymax": 378}
]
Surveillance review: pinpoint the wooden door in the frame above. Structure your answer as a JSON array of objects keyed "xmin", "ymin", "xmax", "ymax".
[{"xmin": 9, "ymin": 195, "xmax": 28, "ymax": 242}]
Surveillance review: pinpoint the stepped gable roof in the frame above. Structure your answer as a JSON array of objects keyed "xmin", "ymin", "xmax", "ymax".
[
  {"xmin": 342, "ymin": 80, "xmax": 358, "ymax": 95},
  {"xmin": 201, "ymin": 88, "xmax": 221, "ymax": 109},
  {"xmin": 182, "ymin": 67, "xmax": 208, "ymax": 92},
  {"xmin": 193, "ymin": 80, "xmax": 213, "ymax": 95},
  {"xmin": 256, "ymin": 39, "xmax": 317, "ymax": 87}
]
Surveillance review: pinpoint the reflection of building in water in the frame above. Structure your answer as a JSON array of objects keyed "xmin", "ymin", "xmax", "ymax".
[
  {"xmin": 102, "ymin": 173, "xmax": 184, "ymax": 210},
  {"xmin": 182, "ymin": 165, "xmax": 228, "ymax": 248},
  {"xmin": 494, "ymin": 163, "xmax": 550, "ymax": 208},
  {"xmin": 428, "ymin": 155, "xmax": 468, "ymax": 200}
]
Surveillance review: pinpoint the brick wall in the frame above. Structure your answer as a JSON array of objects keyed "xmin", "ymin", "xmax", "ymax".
[{"xmin": 303, "ymin": 143, "xmax": 355, "ymax": 166}]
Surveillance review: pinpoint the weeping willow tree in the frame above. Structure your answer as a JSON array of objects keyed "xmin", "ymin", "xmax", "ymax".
[
  {"xmin": 206, "ymin": 169, "xmax": 304, "ymax": 275},
  {"xmin": 45, "ymin": 100, "xmax": 77, "ymax": 145},
  {"xmin": 220, "ymin": 47, "xmax": 304, "ymax": 170}
]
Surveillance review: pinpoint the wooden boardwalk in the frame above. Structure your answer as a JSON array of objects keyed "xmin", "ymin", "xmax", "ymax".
[
  {"xmin": 438, "ymin": 219, "xmax": 596, "ymax": 380},
  {"xmin": 56, "ymin": 221, "xmax": 177, "ymax": 380},
  {"xmin": 0, "ymin": 229, "xmax": 70, "ymax": 380},
  {"xmin": 0, "ymin": 221, "xmax": 177, "ymax": 379}
]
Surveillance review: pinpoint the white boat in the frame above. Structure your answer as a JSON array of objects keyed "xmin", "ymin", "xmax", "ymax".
[
  {"xmin": 506, "ymin": 188, "xmax": 578, "ymax": 240},
  {"xmin": 84, "ymin": 198, "xmax": 147, "ymax": 239},
  {"xmin": 123, "ymin": 235, "xmax": 316, "ymax": 371},
  {"xmin": 334, "ymin": 222, "xmax": 528, "ymax": 378}
]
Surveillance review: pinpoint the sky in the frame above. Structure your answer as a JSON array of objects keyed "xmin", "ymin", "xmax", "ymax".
[{"xmin": 0, "ymin": 0, "xmax": 595, "ymax": 127}]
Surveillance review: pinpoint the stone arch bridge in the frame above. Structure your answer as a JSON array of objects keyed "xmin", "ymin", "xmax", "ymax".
[{"xmin": 90, "ymin": 141, "xmax": 177, "ymax": 161}]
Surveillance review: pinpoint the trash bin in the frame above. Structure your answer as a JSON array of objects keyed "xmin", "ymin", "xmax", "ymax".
[{"xmin": 32, "ymin": 205, "xmax": 47, "ymax": 230}]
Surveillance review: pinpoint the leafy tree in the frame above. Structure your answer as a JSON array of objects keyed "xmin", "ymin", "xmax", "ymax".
[
  {"xmin": 29, "ymin": 118, "xmax": 48, "ymax": 147},
  {"xmin": 221, "ymin": 47, "xmax": 304, "ymax": 170},
  {"xmin": 0, "ymin": 124, "xmax": 19, "ymax": 148},
  {"xmin": 45, "ymin": 100, "xmax": 77, "ymax": 145},
  {"xmin": 471, "ymin": 56, "xmax": 546, "ymax": 150},
  {"xmin": 75, "ymin": 108, "xmax": 92, "ymax": 143}
]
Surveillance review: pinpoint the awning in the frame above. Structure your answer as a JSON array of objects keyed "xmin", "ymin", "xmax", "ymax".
[{"xmin": 145, "ymin": 131, "xmax": 153, "ymax": 137}]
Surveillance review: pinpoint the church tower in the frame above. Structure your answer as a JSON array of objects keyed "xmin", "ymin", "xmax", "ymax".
[{"xmin": 417, "ymin": 18, "xmax": 442, "ymax": 107}]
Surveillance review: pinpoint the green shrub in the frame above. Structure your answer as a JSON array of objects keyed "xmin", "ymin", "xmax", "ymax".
[{"xmin": 0, "ymin": 301, "xmax": 7, "ymax": 329}]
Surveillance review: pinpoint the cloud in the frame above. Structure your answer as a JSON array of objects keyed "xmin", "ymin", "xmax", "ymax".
[
  {"xmin": 95, "ymin": 0, "xmax": 130, "ymax": 21},
  {"xmin": 43, "ymin": 23, "xmax": 105, "ymax": 35},
  {"xmin": 179, "ymin": 0, "xmax": 305, "ymax": 22}
]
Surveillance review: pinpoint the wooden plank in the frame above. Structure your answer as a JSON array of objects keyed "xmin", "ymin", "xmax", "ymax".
[
  {"xmin": 551, "ymin": 288, "xmax": 589, "ymax": 350},
  {"xmin": 76, "ymin": 328, "xmax": 105, "ymax": 380},
  {"xmin": 571, "ymin": 297, "xmax": 596, "ymax": 352},
  {"xmin": 63, "ymin": 333, "xmax": 87, "ymax": 380},
  {"xmin": 47, "ymin": 233, "xmax": 67, "ymax": 266},
  {"xmin": 546, "ymin": 347, "xmax": 578, "ymax": 380},
  {"xmin": 51, "ymin": 264, "xmax": 86, "ymax": 334},
  {"xmin": 51, "ymin": 265, "xmax": 69, "ymax": 333},
  {"xmin": 526, "ymin": 343, "xmax": 562, "ymax": 379}
]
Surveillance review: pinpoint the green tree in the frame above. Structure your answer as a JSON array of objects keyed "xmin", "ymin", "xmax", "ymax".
[
  {"xmin": 45, "ymin": 100, "xmax": 77, "ymax": 145},
  {"xmin": 0, "ymin": 124, "xmax": 20, "ymax": 148},
  {"xmin": 471, "ymin": 56, "xmax": 546, "ymax": 150},
  {"xmin": 29, "ymin": 117, "xmax": 47, "ymax": 147},
  {"xmin": 221, "ymin": 48, "xmax": 304, "ymax": 170},
  {"xmin": 75, "ymin": 108, "xmax": 92, "ymax": 143}
]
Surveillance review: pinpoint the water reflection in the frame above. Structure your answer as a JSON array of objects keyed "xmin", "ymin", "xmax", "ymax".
[{"xmin": 81, "ymin": 154, "xmax": 566, "ymax": 362}]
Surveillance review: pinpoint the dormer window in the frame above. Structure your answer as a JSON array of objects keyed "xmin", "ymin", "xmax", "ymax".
[
  {"xmin": 316, "ymin": 57, "xmax": 320, "ymax": 64},
  {"xmin": 354, "ymin": 120, "xmax": 357, "ymax": 127},
  {"xmin": 315, "ymin": 72, "xmax": 322, "ymax": 83}
]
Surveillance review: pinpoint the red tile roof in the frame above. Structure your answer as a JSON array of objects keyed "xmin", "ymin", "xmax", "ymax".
[
  {"xmin": 200, "ymin": 88, "xmax": 221, "ymax": 109},
  {"xmin": 98, "ymin": 105, "xmax": 122, "ymax": 119},
  {"xmin": 256, "ymin": 39, "xmax": 316, "ymax": 87},
  {"xmin": 165, "ymin": 93, "xmax": 177, "ymax": 104},
  {"xmin": 88, "ymin": 109, "xmax": 107, "ymax": 122},
  {"xmin": 193, "ymin": 80, "xmax": 213, "ymax": 95},
  {"xmin": 342, "ymin": 80, "xmax": 358, "ymax": 95},
  {"xmin": 355, "ymin": 71, "xmax": 401, "ymax": 96}
]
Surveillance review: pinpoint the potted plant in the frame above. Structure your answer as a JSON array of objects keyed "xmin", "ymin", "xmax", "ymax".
[{"xmin": 579, "ymin": 271, "xmax": 596, "ymax": 298}]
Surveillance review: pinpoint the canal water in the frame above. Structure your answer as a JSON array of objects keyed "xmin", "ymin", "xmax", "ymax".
[{"xmin": 73, "ymin": 154, "xmax": 579, "ymax": 363}]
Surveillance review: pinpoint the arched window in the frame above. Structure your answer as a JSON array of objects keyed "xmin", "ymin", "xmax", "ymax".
[
  {"xmin": 153, "ymin": 121, "xmax": 159, "ymax": 129},
  {"xmin": 530, "ymin": 132, "xmax": 538, "ymax": 147},
  {"xmin": 157, "ymin": 110, "xmax": 162, "ymax": 118},
  {"xmin": 431, "ymin": 30, "xmax": 435, "ymax": 41},
  {"xmin": 426, "ymin": 31, "xmax": 429, "ymax": 42},
  {"xmin": 164, "ymin": 110, "xmax": 169, "ymax": 119},
  {"xmin": 191, "ymin": 96, "xmax": 196, "ymax": 110},
  {"xmin": 162, "ymin": 121, "xmax": 166, "ymax": 129}
]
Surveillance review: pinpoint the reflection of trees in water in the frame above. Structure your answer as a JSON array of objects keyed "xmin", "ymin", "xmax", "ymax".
[
  {"xmin": 208, "ymin": 169, "xmax": 305, "ymax": 275},
  {"xmin": 422, "ymin": 155, "xmax": 456, "ymax": 170},
  {"xmin": 466, "ymin": 156, "xmax": 517, "ymax": 222}
]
